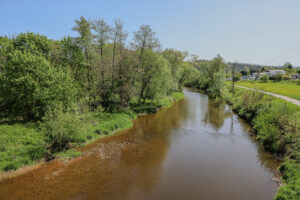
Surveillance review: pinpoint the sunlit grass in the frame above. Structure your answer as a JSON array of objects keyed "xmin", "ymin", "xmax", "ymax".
[{"xmin": 236, "ymin": 80, "xmax": 300, "ymax": 100}]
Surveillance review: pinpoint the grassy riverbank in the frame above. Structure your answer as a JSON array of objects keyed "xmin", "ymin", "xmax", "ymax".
[
  {"xmin": 0, "ymin": 92, "xmax": 184, "ymax": 173},
  {"xmin": 225, "ymin": 88, "xmax": 300, "ymax": 200},
  {"xmin": 237, "ymin": 80, "xmax": 300, "ymax": 100}
]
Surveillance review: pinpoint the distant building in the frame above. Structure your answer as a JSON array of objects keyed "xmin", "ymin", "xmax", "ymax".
[
  {"xmin": 252, "ymin": 72, "xmax": 268, "ymax": 80},
  {"xmin": 267, "ymin": 70, "xmax": 286, "ymax": 77},
  {"xmin": 290, "ymin": 74, "xmax": 300, "ymax": 79}
]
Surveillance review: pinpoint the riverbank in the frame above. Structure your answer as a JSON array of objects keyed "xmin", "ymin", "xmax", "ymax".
[
  {"xmin": 225, "ymin": 88, "xmax": 300, "ymax": 200},
  {"xmin": 0, "ymin": 92, "xmax": 184, "ymax": 177}
]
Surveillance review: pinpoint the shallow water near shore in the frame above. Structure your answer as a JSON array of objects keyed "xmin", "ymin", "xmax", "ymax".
[{"xmin": 0, "ymin": 89, "xmax": 280, "ymax": 200}]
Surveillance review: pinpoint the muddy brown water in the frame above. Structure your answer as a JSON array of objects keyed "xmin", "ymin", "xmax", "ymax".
[{"xmin": 0, "ymin": 89, "xmax": 280, "ymax": 200}]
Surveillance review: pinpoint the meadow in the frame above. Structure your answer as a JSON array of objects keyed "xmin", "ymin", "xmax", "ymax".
[{"xmin": 236, "ymin": 80, "xmax": 300, "ymax": 100}]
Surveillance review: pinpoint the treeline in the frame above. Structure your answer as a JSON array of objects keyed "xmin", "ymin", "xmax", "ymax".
[
  {"xmin": 0, "ymin": 16, "xmax": 185, "ymax": 121},
  {"xmin": 180, "ymin": 55, "xmax": 227, "ymax": 97},
  {"xmin": 0, "ymin": 16, "xmax": 187, "ymax": 170}
]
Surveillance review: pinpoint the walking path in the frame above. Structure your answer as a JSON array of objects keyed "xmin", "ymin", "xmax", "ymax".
[{"xmin": 235, "ymin": 85, "xmax": 300, "ymax": 107}]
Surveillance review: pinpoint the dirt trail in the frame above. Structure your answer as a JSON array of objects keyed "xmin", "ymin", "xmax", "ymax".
[{"xmin": 236, "ymin": 85, "xmax": 300, "ymax": 106}]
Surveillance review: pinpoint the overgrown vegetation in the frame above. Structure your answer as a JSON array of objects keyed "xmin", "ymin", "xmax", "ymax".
[
  {"xmin": 180, "ymin": 55, "xmax": 227, "ymax": 97},
  {"xmin": 0, "ymin": 17, "xmax": 187, "ymax": 172}
]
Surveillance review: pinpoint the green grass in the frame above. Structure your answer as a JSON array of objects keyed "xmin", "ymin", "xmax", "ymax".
[
  {"xmin": 131, "ymin": 92, "xmax": 184, "ymax": 113},
  {"xmin": 236, "ymin": 80, "xmax": 300, "ymax": 100},
  {"xmin": 55, "ymin": 149, "xmax": 82, "ymax": 160},
  {"xmin": 0, "ymin": 124, "xmax": 45, "ymax": 171}
]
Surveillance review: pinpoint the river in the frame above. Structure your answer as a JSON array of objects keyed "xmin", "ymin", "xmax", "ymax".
[{"xmin": 0, "ymin": 89, "xmax": 280, "ymax": 200}]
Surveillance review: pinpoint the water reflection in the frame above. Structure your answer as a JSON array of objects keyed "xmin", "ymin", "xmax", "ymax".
[{"xmin": 204, "ymin": 99, "xmax": 231, "ymax": 131}]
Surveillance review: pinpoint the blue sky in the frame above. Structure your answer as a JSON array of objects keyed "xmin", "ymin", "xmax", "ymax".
[{"xmin": 1, "ymin": 0, "xmax": 300, "ymax": 66}]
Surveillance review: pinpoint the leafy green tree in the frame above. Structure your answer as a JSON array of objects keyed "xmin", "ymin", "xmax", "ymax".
[
  {"xmin": 162, "ymin": 49, "xmax": 185, "ymax": 91},
  {"xmin": 72, "ymin": 16, "xmax": 94, "ymax": 110},
  {"xmin": 260, "ymin": 75, "xmax": 269, "ymax": 83},
  {"xmin": 13, "ymin": 32, "xmax": 50, "ymax": 57},
  {"xmin": 274, "ymin": 73, "xmax": 283, "ymax": 82},
  {"xmin": 0, "ymin": 51, "xmax": 76, "ymax": 121},
  {"xmin": 137, "ymin": 50, "xmax": 172, "ymax": 104},
  {"xmin": 284, "ymin": 62, "xmax": 292, "ymax": 69},
  {"xmin": 93, "ymin": 19, "xmax": 111, "ymax": 96}
]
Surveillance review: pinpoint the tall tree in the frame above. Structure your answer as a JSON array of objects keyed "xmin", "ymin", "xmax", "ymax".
[
  {"xmin": 93, "ymin": 19, "xmax": 111, "ymax": 92},
  {"xmin": 72, "ymin": 16, "xmax": 94, "ymax": 110},
  {"xmin": 130, "ymin": 25, "xmax": 160, "ymax": 100},
  {"xmin": 111, "ymin": 19, "xmax": 127, "ymax": 90}
]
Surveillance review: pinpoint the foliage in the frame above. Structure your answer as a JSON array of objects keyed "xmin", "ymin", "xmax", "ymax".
[
  {"xmin": 283, "ymin": 75, "xmax": 291, "ymax": 80},
  {"xmin": 275, "ymin": 160, "xmax": 300, "ymax": 200},
  {"xmin": 273, "ymin": 73, "xmax": 283, "ymax": 81},
  {"xmin": 41, "ymin": 108, "xmax": 86, "ymax": 153},
  {"xmin": 260, "ymin": 75, "xmax": 269, "ymax": 82},
  {"xmin": 0, "ymin": 18, "xmax": 187, "ymax": 171},
  {"xmin": 181, "ymin": 55, "xmax": 227, "ymax": 98},
  {"xmin": 0, "ymin": 34, "xmax": 77, "ymax": 121}
]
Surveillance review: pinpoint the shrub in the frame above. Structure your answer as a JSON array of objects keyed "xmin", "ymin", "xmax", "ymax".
[
  {"xmin": 283, "ymin": 75, "xmax": 292, "ymax": 80},
  {"xmin": 273, "ymin": 73, "xmax": 283, "ymax": 82},
  {"xmin": 41, "ymin": 109, "xmax": 86, "ymax": 153},
  {"xmin": 253, "ymin": 102, "xmax": 296, "ymax": 153},
  {"xmin": 260, "ymin": 75, "xmax": 269, "ymax": 83},
  {"xmin": 0, "ymin": 51, "xmax": 77, "ymax": 121},
  {"xmin": 275, "ymin": 160, "xmax": 300, "ymax": 200}
]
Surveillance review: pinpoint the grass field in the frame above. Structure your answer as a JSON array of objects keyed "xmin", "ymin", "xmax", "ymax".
[{"xmin": 236, "ymin": 80, "xmax": 300, "ymax": 100}]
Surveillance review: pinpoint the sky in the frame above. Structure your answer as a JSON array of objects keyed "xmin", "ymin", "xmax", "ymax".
[{"xmin": 1, "ymin": 0, "xmax": 300, "ymax": 66}]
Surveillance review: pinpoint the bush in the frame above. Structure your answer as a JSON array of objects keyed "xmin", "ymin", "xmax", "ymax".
[
  {"xmin": 283, "ymin": 75, "xmax": 292, "ymax": 80},
  {"xmin": 275, "ymin": 160, "xmax": 300, "ymax": 200},
  {"xmin": 41, "ymin": 109, "xmax": 86, "ymax": 153},
  {"xmin": 260, "ymin": 75, "xmax": 269, "ymax": 83},
  {"xmin": 273, "ymin": 73, "xmax": 283, "ymax": 82},
  {"xmin": 0, "ymin": 34, "xmax": 77, "ymax": 121}
]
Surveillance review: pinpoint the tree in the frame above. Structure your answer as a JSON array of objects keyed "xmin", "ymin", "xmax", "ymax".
[
  {"xmin": 0, "ymin": 51, "xmax": 76, "ymax": 121},
  {"xmin": 72, "ymin": 16, "xmax": 94, "ymax": 110},
  {"xmin": 203, "ymin": 55, "xmax": 227, "ymax": 97},
  {"xmin": 130, "ymin": 25, "xmax": 160, "ymax": 90},
  {"xmin": 137, "ymin": 50, "xmax": 171, "ymax": 104},
  {"xmin": 274, "ymin": 73, "xmax": 283, "ymax": 82},
  {"xmin": 162, "ymin": 49, "xmax": 185, "ymax": 91},
  {"xmin": 283, "ymin": 62, "xmax": 292, "ymax": 69},
  {"xmin": 260, "ymin": 75, "xmax": 269, "ymax": 83},
  {"xmin": 111, "ymin": 19, "xmax": 127, "ymax": 90},
  {"xmin": 93, "ymin": 19, "xmax": 111, "ymax": 95},
  {"xmin": 240, "ymin": 66, "xmax": 250, "ymax": 76}
]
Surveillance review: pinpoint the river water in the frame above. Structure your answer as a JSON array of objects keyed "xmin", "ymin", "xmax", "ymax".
[{"xmin": 0, "ymin": 89, "xmax": 280, "ymax": 200}]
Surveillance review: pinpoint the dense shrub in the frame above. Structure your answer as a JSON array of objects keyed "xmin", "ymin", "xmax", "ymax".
[
  {"xmin": 260, "ymin": 75, "xmax": 269, "ymax": 82},
  {"xmin": 275, "ymin": 160, "xmax": 300, "ymax": 200},
  {"xmin": 273, "ymin": 73, "xmax": 283, "ymax": 81},
  {"xmin": 41, "ymin": 109, "xmax": 86, "ymax": 153},
  {"xmin": 0, "ymin": 51, "xmax": 77, "ymax": 121},
  {"xmin": 253, "ymin": 102, "xmax": 296, "ymax": 153},
  {"xmin": 283, "ymin": 75, "xmax": 291, "ymax": 80}
]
